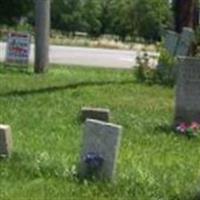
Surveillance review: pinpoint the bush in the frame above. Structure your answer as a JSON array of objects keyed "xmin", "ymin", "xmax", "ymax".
[
  {"xmin": 134, "ymin": 52, "xmax": 158, "ymax": 85},
  {"xmin": 134, "ymin": 48, "xmax": 176, "ymax": 86},
  {"xmin": 157, "ymin": 48, "xmax": 177, "ymax": 86}
]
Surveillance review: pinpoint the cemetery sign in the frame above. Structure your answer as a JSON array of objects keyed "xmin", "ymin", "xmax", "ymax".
[{"xmin": 6, "ymin": 32, "xmax": 31, "ymax": 65}]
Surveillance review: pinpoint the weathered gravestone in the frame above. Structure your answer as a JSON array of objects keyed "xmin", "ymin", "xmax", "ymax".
[
  {"xmin": 81, "ymin": 107, "xmax": 110, "ymax": 122},
  {"xmin": 176, "ymin": 27, "xmax": 195, "ymax": 56},
  {"xmin": 0, "ymin": 125, "xmax": 12, "ymax": 157},
  {"xmin": 79, "ymin": 119, "xmax": 122, "ymax": 180},
  {"xmin": 175, "ymin": 57, "xmax": 200, "ymax": 125},
  {"xmin": 160, "ymin": 28, "xmax": 194, "ymax": 73},
  {"xmin": 164, "ymin": 27, "xmax": 194, "ymax": 57},
  {"xmin": 164, "ymin": 30, "xmax": 179, "ymax": 56}
]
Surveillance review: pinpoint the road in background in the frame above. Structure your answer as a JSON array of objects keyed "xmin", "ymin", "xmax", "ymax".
[{"xmin": 0, "ymin": 42, "xmax": 158, "ymax": 69}]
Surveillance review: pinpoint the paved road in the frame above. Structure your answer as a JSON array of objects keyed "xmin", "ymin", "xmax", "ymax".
[{"xmin": 0, "ymin": 42, "xmax": 158, "ymax": 69}]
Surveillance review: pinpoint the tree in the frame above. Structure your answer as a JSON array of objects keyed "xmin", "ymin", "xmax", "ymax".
[
  {"xmin": 111, "ymin": 0, "xmax": 171, "ymax": 41},
  {"xmin": 0, "ymin": 0, "xmax": 33, "ymax": 25},
  {"xmin": 99, "ymin": 0, "xmax": 115, "ymax": 34},
  {"xmin": 51, "ymin": 0, "xmax": 173, "ymax": 41},
  {"xmin": 0, "ymin": 0, "xmax": 173, "ymax": 42},
  {"xmin": 51, "ymin": 0, "xmax": 83, "ymax": 34},
  {"xmin": 173, "ymin": 0, "xmax": 199, "ymax": 33},
  {"xmin": 82, "ymin": 0, "xmax": 102, "ymax": 37},
  {"xmin": 110, "ymin": 0, "xmax": 132, "ymax": 40},
  {"xmin": 134, "ymin": 0, "xmax": 171, "ymax": 41}
]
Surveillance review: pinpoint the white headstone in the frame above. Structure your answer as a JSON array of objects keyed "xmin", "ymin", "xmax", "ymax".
[{"xmin": 79, "ymin": 119, "xmax": 122, "ymax": 180}]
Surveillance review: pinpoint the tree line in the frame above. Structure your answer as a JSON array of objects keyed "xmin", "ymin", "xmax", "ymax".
[{"xmin": 0, "ymin": 0, "xmax": 172, "ymax": 41}]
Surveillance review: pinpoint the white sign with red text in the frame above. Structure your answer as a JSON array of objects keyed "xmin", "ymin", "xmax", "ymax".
[{"xmin": 6, "ymin": 32, "xmax": 31, "ymax": 65}]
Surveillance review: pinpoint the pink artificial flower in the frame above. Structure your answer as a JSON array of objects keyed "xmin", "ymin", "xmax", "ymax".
[
  {"xmin": 190, "ymin": 122, "xmax": 200, "ymax": 131},
  {"xmin": 176, "ymin": 122, "xmax": 189, "ymax": 134}
]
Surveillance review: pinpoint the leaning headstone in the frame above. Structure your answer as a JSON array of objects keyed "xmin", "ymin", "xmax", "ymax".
[
  {"xmin": 79, "ymin": 119, "xmax": 122, "ymax": 180},
  {"xmin": 0, "ymin": 125, "xmax": 12, "ymax": 157},
  {"xmin": 176, "ymin": 27, "xmax": 194, "ymax": 56},
  {"xmin": 159, "ymin": 27, "xmax": 194, "ymax": 72},
  {"xmin": 175, "ymin": 57, "xmax": 200, "ymax": 125},
  {"xmin": 81, "ymin": 107, "xmax": 110, "ymax": 122},
  {"xmin": 164, "ymin": 30, "xmax": 179, "ymax": 56},
  {"xmin": 158, "ymin": 30, "xmax": 179, "ymax": 71}
]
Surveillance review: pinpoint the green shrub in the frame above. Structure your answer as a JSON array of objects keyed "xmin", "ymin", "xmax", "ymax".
[
  {"xmin": 134, "ymin": 48, "xmax": 176, "ymax": 87},
  {"xmin": 157, "ymin": 48, "xmax": 177, "ymax": 86},
  {"xmin": 134, "ymin": 52, "xmax": 158, "ymax": 85}
]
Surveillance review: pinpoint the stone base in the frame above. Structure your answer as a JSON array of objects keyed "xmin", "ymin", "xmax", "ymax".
[
  {"xmin": 0, "ymin": 125, "xmax": 12, "ymax": 157},
  {"xmin": 81, "ymin": 107, "xmax": 110, "ymax": 122}
]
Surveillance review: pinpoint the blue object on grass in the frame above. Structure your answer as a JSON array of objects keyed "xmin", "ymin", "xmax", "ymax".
[{"xmin": 84, "ymin": 152, "xmax": 104, "ymax": 169}]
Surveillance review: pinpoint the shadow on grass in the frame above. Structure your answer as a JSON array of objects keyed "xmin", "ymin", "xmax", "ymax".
[
  {"xmin": 0, "ymin": 80, "xmax": 134, "ymax": 97},
  {"xmin": 154, "ymin": 124, "xmax": 174, "ymax": 135},
  {"xmin": 179, "ymin": 191, "xmax": 200, "ymax": 200},
  {"xmin": 0, "ymin": 64, "xmax": 33, "ymax": 75},
  {"xmin": 189, "ymin": 194, "xmax": 200, "ymax": 200}
]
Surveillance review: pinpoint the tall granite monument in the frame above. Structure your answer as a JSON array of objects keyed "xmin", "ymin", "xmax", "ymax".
[{"xmin": 175, "ymin": 57, "xmax": 200, "ymax": 124}]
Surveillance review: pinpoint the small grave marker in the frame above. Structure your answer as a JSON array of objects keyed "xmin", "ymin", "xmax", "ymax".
[
  {"xmin": 175, "ymin": 57, "xmax": 200, "ymax": 124},
  {"xmin": 81, "ymin": 107, "xmax": 110, "ymax": 122},
  {"xmin": 0, "ymin": 125, "xmax": 12, "ymax": 157},
  {"xmin": 79, "ymin": 119, "xmax": 122, "ymax": 180}
]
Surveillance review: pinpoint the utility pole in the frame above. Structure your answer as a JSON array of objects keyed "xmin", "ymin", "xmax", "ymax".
[
  {"xmin": 34, "ymin": 0, "xmax": 50, "ymax": 73},
  {"xmin": 173, "ymin": 0, "xmax": 199, "ymax": 33}
]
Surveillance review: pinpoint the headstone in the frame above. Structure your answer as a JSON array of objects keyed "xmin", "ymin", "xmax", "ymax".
[
  {"xmin": 175, "ymin": 57, "xmax": 200, "ymax": 124},
  {"xmin": 0, "ymin": 125, "xmax": 12, "ymax": 157},
  {"xmin": 164, "ymin": 30, "xmax": 179, "ymax": 56},
  {"xmin": 81, "ymin": 107, "xmax": 110, "ymax": 122},
  {"xmin": 163, "ymin": 28, "xmax": 194, "ymax": 57},
  {"xmin": 176, "ymin": 27, "xmax": 194, "ymax": 56},
  {"xmin": 79, "ymin": 119, "xmax": 122, "ymax": 180}
]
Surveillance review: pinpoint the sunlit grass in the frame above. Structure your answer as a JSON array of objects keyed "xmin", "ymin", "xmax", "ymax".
[{"xmin": 0, "ymin": 65, "xmax": 200, "ymax": 200}]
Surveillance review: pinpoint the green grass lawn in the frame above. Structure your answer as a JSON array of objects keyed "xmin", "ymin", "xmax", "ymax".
[{"xmin": 0, "ymin": 65, "xmax": 200, "ymax": 200}]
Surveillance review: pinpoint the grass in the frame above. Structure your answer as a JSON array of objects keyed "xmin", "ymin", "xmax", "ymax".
[{"xmin": 0, "ymin": 64, "xmax": 200, "ymax": 200}]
